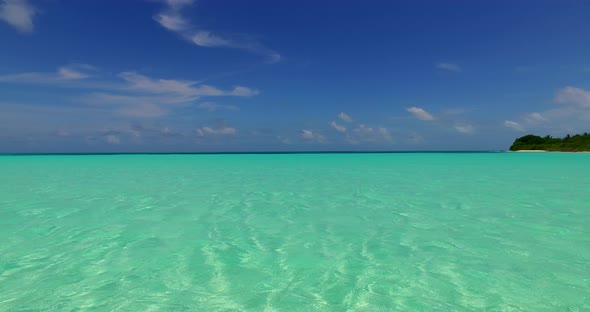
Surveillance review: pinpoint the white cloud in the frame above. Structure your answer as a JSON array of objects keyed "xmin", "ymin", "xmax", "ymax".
[
  {"xmin": 406, "ymin": 106, "xmax": 435, "ymax": 121},
  {"xmin": 105, "ymin": 134, "xmax": 120, "ymax": 144},
  {"xmin": 229, "ymin": 86, "xmax": 259, "ymax": 97},
  {"xmin": 124, "ymin": 124, "xmax": 183, "ymax": 139},
  {"xmin": 301, "ymin": 129, "xmax": 314, "ymax": 139},
  {"xmin": 57, "ymin": 66, "xmax": 90, "ymax": 80},
  {"xmin": 0, "ymin": 64, "xmax": 94, "ymax": 83},
  {"xmin": 154, "ymin": 12, "xmax": 189, "ymax": 32},
  {"xmin": 277, "ymin": 136, "xmax": 291, "ymax": 145},
  {"xmin": 165, "ymin": 0, "xmax": 194, "ymax": 9},
  {"xmin": 192, "ymin": 31, "xmax": 231, "ymax": 47},
  {"xmin": 338, "ymin": 112, "xmax": 353, "ymax": 123},
  {"xmin": 0, "ymin": 65, "xmax": 260, "ymax": 118},
  {"xmin": 119, "ymin": 72, "xmax": 258, "ymax": 98},
  {"xmin": 0, "ymin": 67, "xmax": 259, "ymax": 118},
  {"xmin": 92, "ymin": 126, "xmax": 159, "ymax": 145},
  {"xmin": 555, "ymin": 86, "xmax": 590, "ymax": 108},
  {"xmin": 196, "ymin": 102, "xmax": 239, "ymax": 111},
  {"xmin": 58, "ymin": 68, "xmax": 86, "ymax": 80},
  {"xmin": 84, "ymin": 92, "xmax": 184, "ymax": 110},
  {"xmin": 504, "ymin": 120, "xmax": 524, "ymax": 131},
  {"xmin": 436, "ymin": 63, "xmax": 462, "ymax": 72},
  {"xmin": 454, "ymin": 124, "xmax": 474, "ymax": 134},
  {"xmin": 378, "ymin": 127, "xmax": 393, "ymax": 142},
  {"xmin": 153, "ymin": 0, "xmax": 194, "ymax": 32},
  {"xmin": 524, "ymin": 112, "xmax": 546, "ymax": 123},
  {"xmin": 267, "ymin": 53, "xmax": 282, "ymax": 64},
  {"xmin": 0, "ymin": 0, "xmax": 36, "ymax": 33},
  {"xmin": 329, "ymin": 121, "xmax": 346, "ymax": 133},
  {"xmin": 191, "ymin": 85, "xmax": 227, "ymax": 96},
  {"xmin": 197, "ymin": 126, "xmax": 236, "ymax": 135},
  {"xmin": 346, "ymin": 124, "xmax": 393, "ymax": 144},
  {"xmin": 352, "ymin": 124, "xmax": 373, "ymax": 135},
  {"xmin": 537, "ymin": 86, "xmax": 590, "ymax": 130},
  {"xmin": 154, "ymin": 0, "xmax": 280, "ymax": 63},
  {"xmin": 501, "ymin": 87, "xmax": 590, "ymax": 135},
  {"xmin": 301, "ymin": 129, "xmax": 325, "ymax": 143},
  {"xmin": 118, "ymin": 71, "xmax": 200, "ymax": 96}
]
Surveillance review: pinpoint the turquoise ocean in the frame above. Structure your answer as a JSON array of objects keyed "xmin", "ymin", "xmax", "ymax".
[{"xmin": 1, "ymin": 153, "xmax": 589, "ymax": 311}]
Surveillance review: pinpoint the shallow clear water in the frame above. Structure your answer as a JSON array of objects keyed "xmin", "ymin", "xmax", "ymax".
[{"xmin": 1, "ymin": 153, "xmax": 589, "ymax": 311}]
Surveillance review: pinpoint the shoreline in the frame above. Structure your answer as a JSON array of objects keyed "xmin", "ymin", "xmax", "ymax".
[{"xmin": 513, "ymin": 150, "xmax": 590, "ymax": 153}]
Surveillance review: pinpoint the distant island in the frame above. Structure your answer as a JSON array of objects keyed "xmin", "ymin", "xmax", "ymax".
[{"xmin": 509, "ymin": 133, "xmax": 590, "ymax": 152}]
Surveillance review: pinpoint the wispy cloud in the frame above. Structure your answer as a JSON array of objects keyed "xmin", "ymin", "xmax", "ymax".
[
  {"xmin": 196, "ymin": 102, "xmax": 239, "ymax": 112},
  {"xmin": 277, "ymin": 136, "xmax": 291, "ymax": 145},
  {"xmin": 139, "ymin": 124, "xmax": 184, "ymax": 138},
  {"xmin": 197, "ymin": 126, "xmax": 237, "ymax": 136},
  {"xmin": 191, "ymin": 31, "xmax": 231, "ymax": 47},
  {"xmin": 406, "ymin": 106, "xmax": 435, "ymax": 121},
  {"xmin": 524, "ymin": 112, "xmax": 546, "ymax": 123},
  {"xmin": 58, "ymin": 67, "xmax": 90, "ymax": 80},
  {"xmin": 88, "ymin": 125, "xmax": 161, "ymax": 145},
  {"xmin": 378, "ymin": 127, "xmax": 393, "ymax": 142},
  {"xmin": 119, "ymin": 71, "xmax": 201, "ymax": 96},
  {"xmin": 346, "ymin": 124, "xmax": 393, "ymax": 144},
  {"xmin": 538, "ymin": 86, "xmax": 590, "ymax": 130},
  {"xmin": 403, "ymin": 106, "xmax": 478, "ymax": 136},
  {"xmin": 502, "ymin": 87, "xmax": 590, "ymax": 135},
  {"xmin": 454, "ymin": 124, "xmax": 474, "ymax": 134},
  {"xmin": 101, "ymin": 72, "xmax": 257, "ymax": 117},
  {"xmin": 301, "ymin": 129, "xmax": 314, "ymax": 139},
  {"xmin": 154, "ymin": 0, "xmax": 281, "ymax": 63},
  {"xmin": 0, "ymin": 64, "xmax": 95, "ymax": 83},
  {"xmin": 0, "ymin": 102, "xmax": 196, "ymax": 147},
  {"xmin": 504, "ymin": 120, "xmax": 524, "ymax": 131},
  {"xmin": 301, "ymin": 129, "xmax": 325, "ymax": 143},
  {"xmin": 555, "ymin": 86, "xmax": 590, "ymax": 108},
  {"xmin": 0, "ymin": 0, "xmax": 37, "ymax": 33},
  {"xmin": 229, "ymin": 86, "xmax": 259, "ymax": 97},
  {"xmin": 329, "ymin": 121, "xmax": 346, "ymax": 133},
  {"xmin": 1, "ymin": 66, "xmax": 259, "ymax": 118},
  {"xmin": 436, "ymin": 62, "xmax": 462, "ymax": 72},
  {"xmin": 338, "ymin": 112, "xmax": 353, "ymax": 123},
  {"xmin": 105, "ymin": 134, "xmax": 121, "ymax": 144},
  {"xmin": 329, "ymin": 112, "xmax": 394, "ymax": 145},
  {"xmin": 82, "ymin": 93, "xmax": 170, "ymax": 118},
  {"xmin": 118, "ymin": 71, "xmax": 257, "ymax": 98},
  {"xmin": 153, "ymin": 0, "xmax": 192, "ymax": 31}
]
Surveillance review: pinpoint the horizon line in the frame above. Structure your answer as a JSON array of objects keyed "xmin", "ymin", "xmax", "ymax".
[{"xmin": 1, "ymin": 150, "xmax": 507, "ymax": 156}]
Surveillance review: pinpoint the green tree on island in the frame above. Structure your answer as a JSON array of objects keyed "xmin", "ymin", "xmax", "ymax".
[{"xmin": 509, "ymin": 133, "xmax": 590, "ymax": 151}]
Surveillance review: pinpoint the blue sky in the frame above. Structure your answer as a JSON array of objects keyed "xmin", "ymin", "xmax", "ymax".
[{"xmin": 1, "ymin": 0, "xmax": 590, "ymax": 152}]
